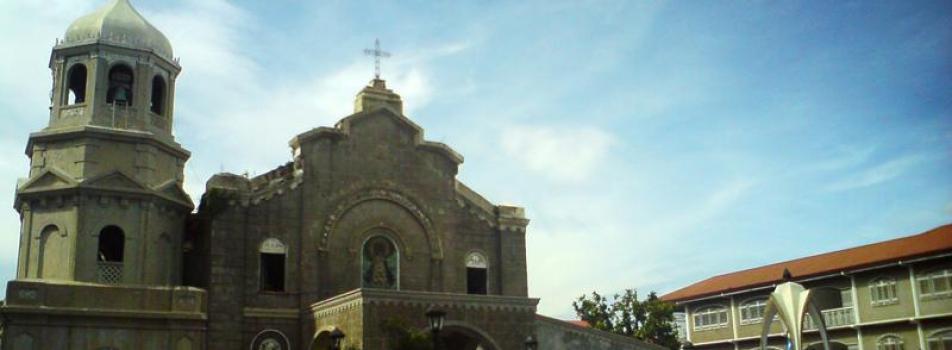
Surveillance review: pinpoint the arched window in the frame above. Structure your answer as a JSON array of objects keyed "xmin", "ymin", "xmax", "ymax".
[
  {"xmin": 362, "ymin": 235, "xmax": 398, "ymax": 290},
  {"xmin": 175, "ymin": 336, "xmax": 193, "ymax": 350},
  {"xmin": 929, "ymin": 330, "xmax": 952, "ymax": 350},
  {"xmin": 150, "ymin": 75, "xmax": 166, "ymax": 115},
  {"xmin": 37, "ymin": 225, "xmax": 63, "ymax": 279},
  {"xmin": 251, "ymin": 330, "xmax": 290, "ymax": 350},
  {"xmin": 878, "ymin": 336, "xmax": 904, "ymax": 350},
  {"xmin": 259, "ymin": 238, "xmax": 287, "ymax": 292},
  {"xmin": 106, "ymin": 64, "xmax": 134, "ymax": 106},
  {"xmin": 918, "ymin": 269, "xmax": 952, "ymax": 299},
  {"xmin": 739, "ymin": 298, "xmax": 767, "ymax": 324},
  {"xmin": 97, "ymin": 226, "xmax": 125, "ymax": 284},
  {"xmin": 869, "ymin": 277, "xmax": 899, "ymax": 306},
  {"xmin": 693, "ymin": 305, "xmax": 728, "ymax": 331},
  {"xmin": 66, "ymin": 64, "xmax": 87, "ymax": 104},
  {"xmin": 14, "ymin": 333, "xmax": 33, "ymax": 350},
  {"xmin": 466, "ymin": 252, "xmax": 488, "ymax": 295}
]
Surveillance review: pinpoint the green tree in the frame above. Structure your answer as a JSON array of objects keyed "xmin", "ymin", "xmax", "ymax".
[{"xmin": 573, "ymin": 289, "xmax": 680, "ymax": 350}]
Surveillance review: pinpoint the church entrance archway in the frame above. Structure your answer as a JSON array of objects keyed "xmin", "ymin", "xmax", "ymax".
[
  {"xmin": 440, "ymin": 323, "xmax": 500, "ymax": 350},
  {"xmin": 310, "ymin": 331, "xmax": 332, "ymax": 350}
]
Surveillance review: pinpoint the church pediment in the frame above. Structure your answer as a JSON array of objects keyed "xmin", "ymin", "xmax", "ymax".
[
  {"xmin": 340, "ymin": 106, "xmax": 424, "ymax": 143},
  {"xmin": 154, "ymin": 180, "xmax": 195, "ymax": 207},
  {"xmin": 80, "ymin": 170, "xmax": 150, "ymax": 192},
  {"xmin": 16, "ymin": 168, "xmax": 78, "ymax": 193}
]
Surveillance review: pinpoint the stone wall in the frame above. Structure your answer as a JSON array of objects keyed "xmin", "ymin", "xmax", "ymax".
[{"xmin": 536, "ymin": 315, "xmax": 669, "ymax": 350}]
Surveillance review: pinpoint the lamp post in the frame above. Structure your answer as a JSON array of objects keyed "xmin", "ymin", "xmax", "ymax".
[
  {"xmin": 330, "ymin": 329, "xmax": 345, "ymax": 350},
  {"xmin": 524, "ymin": 335, "xmax": 538, "ymax": 350},
  {"xmin": 426, "ymin": 307, "xmax": 446, "ymax": 350}
]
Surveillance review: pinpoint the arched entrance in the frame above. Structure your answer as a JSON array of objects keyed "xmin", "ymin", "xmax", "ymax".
[
  {"xmin": 439, "ymin": 323, "xmax": 500, "ymax": 350},
  {"xmin": 805, "ymin": 341, "xmax": 849, "ymax": 350},
  {"xmin": 311, "ymin": 331, "xmax": 332, "ymax": 350}
]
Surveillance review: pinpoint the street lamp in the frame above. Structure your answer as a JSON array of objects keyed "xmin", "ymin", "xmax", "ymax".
[
  {"xmin": 330, "ymin": 328, "xmax": 345, "ymax": 350},
  {"xmin": 426, "ymin": 307, "xmax": 446, "ymax": 350},
  {"xmin": 524, "ymin": 335, "xmax": 538, "ymax": 350}
]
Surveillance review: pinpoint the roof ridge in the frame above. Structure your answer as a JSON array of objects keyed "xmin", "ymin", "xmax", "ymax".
[
  {"xmin": 708, "ymin": 224, "xmax": 951, "ymax": 280},
  {"xmin": 662, "ymin": 223, "xmax": 952, "ymax": 302}
]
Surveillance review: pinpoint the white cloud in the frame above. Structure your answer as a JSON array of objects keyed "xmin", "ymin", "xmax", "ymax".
[
  {"xmin": 826, "ymin": 154, "xmax": 925, "ymax": 192},
  {"xmin": 500, "ymin": 125, "xmax": 615, "ymax": 183}
]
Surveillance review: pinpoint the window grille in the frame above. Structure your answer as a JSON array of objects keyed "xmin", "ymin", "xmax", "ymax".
[
  {"xmin": 97, "ymin": 261, "xmax": 123, "ymax": 284},
  {"xmin": 869, "ymin": 278, "xmax": 899, "ymax": 306},
  {"xmin": 918, "ymin": 269, "xmax": 952, "ymax": 300},
  {"xmin": 878, "ymin": 336, "xmax": 904, "ymax": 350},
  {"xmin": 693, "ymin": 306, "xmax": 728, "ymax": 331}
]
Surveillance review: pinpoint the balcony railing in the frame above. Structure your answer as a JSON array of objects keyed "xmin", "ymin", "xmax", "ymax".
[
  {"xmin": 97, "ymin": 261, "xmax": 123, "ymax": 284},
  {"xmin": 804, "ymin": 306, "xmax": 854, "ymax": 330}
]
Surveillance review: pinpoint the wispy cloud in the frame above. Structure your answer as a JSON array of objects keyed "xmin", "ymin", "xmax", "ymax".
[
  {"xmin": 826, "ymin": 154, "xmax": 926, "ymax": 192},
  {"xmin": 500, "ymin": 125, "xmax": 615, "ymax": 183}
]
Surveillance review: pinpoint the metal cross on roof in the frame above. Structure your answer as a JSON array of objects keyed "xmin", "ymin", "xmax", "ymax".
[{"xmin": 363, "ymin": 39, "xmax": 391, "ymax": 79}]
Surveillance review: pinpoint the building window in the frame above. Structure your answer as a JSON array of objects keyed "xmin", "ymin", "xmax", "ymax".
[
  {"xmin": 106, "ymin": 64, "xmax": 134, "ymax": 106},
  {"xmin": 739, "ymin": 298, "xmax": 767, "ymax": 324},
  {"xmin": 928, "ymin": 330, "xmax": 952, "ymax": 350},
  {"xmin": 65, "ymin": 64, "xmax": 87, "ymax": 104},
  {"xmin": 97, "ymin": 226, "xmax": 125, "ymax": 284},
  {"xmin": 918, "ymin": 269, "xmax": 952, "ymax": 300},
  {"xmin": 878, "ymin": 336, "xmax": 904, "ymax": 350},
  {"xmin": 693, "ymin": 306, "xmax": 728, "ymax": 331},
  {"xmin": 251, "ymin": 330, "xmax": 289, "ymax": 350},
  {"xmin": 362, "ymin": 235, "xmax": 398, "ymax": 289},
  {"xmin": 466, "ymin": 252, "xmax": 488, "ymax": 295},
  {"xmin": 150, "ymin": 75, "xmax": 166, "ymax": 115},
  {"xmin": 869, "ymin": 278, "xmax": 898, "ymax": 306},
  {"xmin": 259, "ymin": 238, "xmax": 287, "ymax": 292}
]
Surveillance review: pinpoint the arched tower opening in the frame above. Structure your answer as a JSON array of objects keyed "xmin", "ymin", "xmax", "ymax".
[
  {"xmin": 97, "ymin": 225, "xmax": 125, "ymax": 284},
  {"xmin": 150, "ymin": 75, "xmax": 166, "ymax": 115},
  {"xmin": 106, "ymin": 64, "xmax": 134, "ymax": 106},
  {"xmin": 65, "ymin": 64, "xmax": 87, "ymax": 105}
]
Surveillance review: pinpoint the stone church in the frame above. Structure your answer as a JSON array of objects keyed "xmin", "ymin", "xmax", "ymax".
[{"xmin": 0, "ymin": 1, "xmax": 663, "ymax": 349}]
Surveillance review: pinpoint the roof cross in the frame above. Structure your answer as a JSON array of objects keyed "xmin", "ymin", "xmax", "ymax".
[{"xmin": 363, "ymin": 39, "xmax": 391, "ymax": 79}]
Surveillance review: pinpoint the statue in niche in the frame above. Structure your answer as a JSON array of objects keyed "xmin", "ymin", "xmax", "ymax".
[
  {"xmin": 363, "ymin": 236, "xmax": 397, "ymax": 289},
  {"xmin": 258, "ymin": 338, "xmax": 282, "ymax": 350}
]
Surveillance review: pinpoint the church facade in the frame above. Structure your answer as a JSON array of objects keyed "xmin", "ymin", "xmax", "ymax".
[{"xmin": 0, "ymin": 1, "xmax": 663, "ymax": 350}]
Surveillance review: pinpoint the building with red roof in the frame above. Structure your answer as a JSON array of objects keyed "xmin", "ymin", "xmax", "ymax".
[{"xmin": 661, "ymin": 224, "xmax": 952, "ymax": 350}]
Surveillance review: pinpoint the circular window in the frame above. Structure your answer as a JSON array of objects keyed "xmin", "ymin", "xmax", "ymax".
[{"xmin": 251, "ymin": 330, "xmax": 289, "ymax": 350}]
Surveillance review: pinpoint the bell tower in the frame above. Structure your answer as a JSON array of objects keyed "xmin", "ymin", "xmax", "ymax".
[{"xmin": 14, "ymin": 0, "xmax": 192, "ymax": 286}]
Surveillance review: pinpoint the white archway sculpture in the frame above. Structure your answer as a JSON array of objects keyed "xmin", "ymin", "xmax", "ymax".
[{"xmin": 760, "ymin": 270, "xmax": 831, "ymax": 350}]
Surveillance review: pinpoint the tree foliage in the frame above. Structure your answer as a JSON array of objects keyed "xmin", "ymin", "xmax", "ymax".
[
  {"xmin": 381, "ymin": 319, "xmax": 432, "ymax": 350},
  {"xmin": 573, "ymin": 289, "xmax": 680, "ymax": 350}
]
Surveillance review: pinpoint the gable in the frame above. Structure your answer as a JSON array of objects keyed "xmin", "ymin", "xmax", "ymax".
[
  {"xmin": 16, "ymin": 168, "xmax": 78, "ymax": 193},
  {"xmin": 342, "ymin": 107, "xmax": 423, "ymax": 145},
  {"xmin": 81, "ymin": 170, "xmax": 150, "ymax": 192},
  {"xmin": 154, "ymin": 180, "xmax": 194, "ymax": 207}
]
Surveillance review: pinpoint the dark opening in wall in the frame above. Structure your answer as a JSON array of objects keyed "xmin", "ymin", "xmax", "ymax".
[
  {"xmin": 98, "ymin": 226, "xmax": 125, "ymax": 262},
  {"xmin": 106, "ymin": 64, "xmax": 134, "ymax": 105},
  {"xmin": 260, "ymin": 253, "xmax": 285, "ymax": 292},
  {"xmin": 150, "ymin": 76, "xmax": 166, "ymax": 115},
  {"xmin": 467, "ymin": 267, "xmax": 487, "ymax": 295},
  {"xmin": 66, "ymin": 64, "xmax": 87, "ymax": 104}
]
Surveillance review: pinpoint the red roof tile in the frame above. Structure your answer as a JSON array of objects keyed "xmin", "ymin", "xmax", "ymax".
[{"xmin": 661, "ymin": 224, "xmax": 952, "ymax": 303}]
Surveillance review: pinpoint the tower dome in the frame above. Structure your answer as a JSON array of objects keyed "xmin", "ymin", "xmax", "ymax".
[{"xmin": 61, "ymin": 0, "xmax": 173, "ymax": 60}]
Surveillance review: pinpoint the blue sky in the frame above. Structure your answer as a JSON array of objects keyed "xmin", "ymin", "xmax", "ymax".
[{"xmin": 0, "ymin": 0, "xmax": 949, "ymax": 318}]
